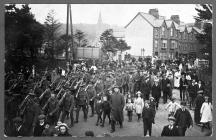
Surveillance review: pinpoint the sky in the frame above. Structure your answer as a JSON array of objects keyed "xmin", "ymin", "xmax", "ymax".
[{"xmin": 22, "ymin": 4, "xmax": 199, "ymax": 26}]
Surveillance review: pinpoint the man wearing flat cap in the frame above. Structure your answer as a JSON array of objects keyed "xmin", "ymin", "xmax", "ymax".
[
  {"xmin": 161, "ymin": 116, "xmax": 180, "ymax": 136},
  {"xmin": 110, "ymin": 85, "xmax": 125, "ymax": 133},
  {"xmin": 174, "ymin": 101, "xmax": 193, "ymax": 136}
]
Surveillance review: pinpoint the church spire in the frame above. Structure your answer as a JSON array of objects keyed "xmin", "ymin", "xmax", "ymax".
[{"xmin": 97, "ymin": 11, "xmax": 102, "ymax": 25}]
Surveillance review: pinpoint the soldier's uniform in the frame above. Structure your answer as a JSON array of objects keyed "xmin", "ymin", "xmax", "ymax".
[
  {"xmin": 59, "ymin": 89, "xmax": 75, "ymax": 127},
  {"xmin": 86, "ymin": 83, "xmax": 96, "ymax": 117},
  {"xmin": 20, "ymin": 93, "xmax": 41, "ymax": 136},
  {"xmin": 43, "ymin": 96, "xmax": 59, "ymax": 125},
  {"xmin": 75, "ymin": 84, "xmax": 89, "ymax": 123}
]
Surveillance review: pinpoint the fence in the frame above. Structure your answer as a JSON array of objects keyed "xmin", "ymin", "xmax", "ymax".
[{"xmin": 76, "ymin": 47, "xmax": 101, "ymax": 59}]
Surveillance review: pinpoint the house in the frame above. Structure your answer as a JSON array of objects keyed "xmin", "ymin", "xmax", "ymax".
[{"xmin": 124, "ymin": 9, "xmax": 204, "ymax": 61}]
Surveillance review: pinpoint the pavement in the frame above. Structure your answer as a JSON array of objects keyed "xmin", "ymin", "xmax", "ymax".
[{"xmin": 65, "ymin": 89, "xmax": 211, "ymax": 137}]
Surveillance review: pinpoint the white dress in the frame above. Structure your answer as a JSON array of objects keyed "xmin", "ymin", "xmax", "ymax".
[
  {"xmin": 174, "ymin": 71, "xmax": 181, "ymax": 88},
  {"xmin": 200, "ymin": 102, "xmax": 213, "ymax": 123},
  {"xmin": 134, "ymin": 97, "xmax": 144, "ymax": 114}
]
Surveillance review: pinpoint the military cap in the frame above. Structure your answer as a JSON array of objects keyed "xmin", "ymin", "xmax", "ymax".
[
  {"xmin": 168, "ymin": 116, "xmax": 176, "ymax": 121},
  {"xmin": 28, "ymin": 92, "xmax": 35, "ymax": 96},
  {"xmin": 13, "ymin": 117, "xmax": 22, "ymax": 122},
  {"xmin": 38, "ymin": 114, "xmax": 46, "ymax": 120}
]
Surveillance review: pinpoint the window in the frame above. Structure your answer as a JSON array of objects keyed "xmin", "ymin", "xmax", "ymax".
[
  {"xmin": 154, "ymin": 29, "xmax": 159, "ymax": 37},
  {"xmin": 171, "ymin": 41, "xmax": 175, "ymax": 49},
  {"xmin": 170, "ymin": 28, "xmax": 174, "ymax": 37},
  {"xmin": 162, "ymin": 27, "xmax": 165, "ymax": 36},
  {"xmin": 155, "ymin": 52, "xmax": 158, "ymax": 56},
  {"xmin": 162, "ymin": 40, "xmax": 167, "ymax": 49},
  {"xmin": 160, "ymin": 53, "xmax": 167, "ymax": 60},
  {"xmin": 155, "ymin": 40, "xmax": 158, "ymax": 49}
]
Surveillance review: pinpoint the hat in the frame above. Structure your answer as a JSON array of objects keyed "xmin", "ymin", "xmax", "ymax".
[
  {"xmin": 168, "ymin": 116, "xmax": 176, "ymax": 121},
  {"xmin": 197, "ymin": 90, "xmax": 204, "ymax": 94},
  {"xmin": 13, "ymin": 117, "xmax": 22, "ymax": 123},
  {"xmin": 154, "ymin": 78, "xmax": 159, "ymax": 82},
  {"xmin": 28, "ymin": 92, "xmax": 35, "ymax": 96},
  {"xmin": 150, "ymin": 96, "xmax": 154, "ymax": 100},
  {"xmin": 113, "ymin": 84, "xmax": 119, "ymax": 89},
  {"xmin": 136, "ymin": 91, "xmax": 141, "ymax": 95},
  {"xmin": 180, "ymin": 101, "xmax": 187, "ymax": 106},
  {"xmin": 58, "ymin": 123, "xmax": 69, "ymax": 129},
  {"xmin": 38, "ymin": 114, "xmax": 46, "ymax": 120},
  {"xmin": 145, "ymin": 100, "xmax": 150, "ymax": 104}
]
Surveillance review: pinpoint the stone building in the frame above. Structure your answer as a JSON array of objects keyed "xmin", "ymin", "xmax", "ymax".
[{"xmin": 124, "ymin": 8, "xmax": 204, "ymax": 61}]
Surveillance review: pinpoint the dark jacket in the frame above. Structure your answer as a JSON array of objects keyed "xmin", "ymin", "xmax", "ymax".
[
  {"xmin": 174, "ymin": 108, "xmax": 193, "ymax": 128},
  {"xmin": 161, "ymin": 78, "xmax": 171, "ymax": 92},
  {"xmin": 188, "ymin": 84, "xmax": 198, "ymax": 98},
  {"xmin": 151, "ymin": 84, "xmax": 161, "ymax": 99},
  {"xmin": 110, "ymin": 92, "xmax": 125, "ymax": 122},
  {"xmin": 142, "ymin": 106, "xmax": 154, "ymax": 122},
  {"xmin": 179, "ymin": 78, "xmax": 188, "ymax": 90},
  {"xmin": 161, "ymin": 125, "xmax": 180, "ymax": 136},
  {"xmin": 33, "ymin": 122, "xmax": 46, "ymax": 136}
]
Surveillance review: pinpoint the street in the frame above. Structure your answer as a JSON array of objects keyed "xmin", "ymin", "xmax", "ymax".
[{"xmin": 66, "ymin": 89, "xmax": 210, "ymax": 137}]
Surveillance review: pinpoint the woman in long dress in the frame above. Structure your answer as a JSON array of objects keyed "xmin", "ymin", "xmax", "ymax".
[
  {"xmin": 174, "ymin": 69, "xmax": 181, "ymax": 88},
  {"xmin": 200, "ymin": 96, "xmax": 212, "ymax": 131},
  {"xmin": 134, "ymin": 91, "xmax": 144, "ymax": 122}
]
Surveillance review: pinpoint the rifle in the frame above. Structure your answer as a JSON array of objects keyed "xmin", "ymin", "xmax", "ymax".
[
  {"xmin": 42, "ymin": 96, "xmax": 52, "ymax": 110},
  {"xmin": 56, "ymin": 88, "xmax": 64, "ymax": 99}
]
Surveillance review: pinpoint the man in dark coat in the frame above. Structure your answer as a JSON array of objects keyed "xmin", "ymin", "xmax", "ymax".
[
  {"xmin": 161, "ymin": 116, "xmax": 180, "ymax": 136},
  {"xmin": 151, "ymin": 79, "xmax": 161, "ymax": 109},
  {"xmin": 142, "ymin": 100, "xmax": 155, "ymax": 136},
  {"xmin": 179, "ymin": 75, "xmax": 188, "ymax": 101},
  {"xmin": 187, "ymin": 80, "xmax": 198, "ymax": 109},
  {"xmin": 140, "ymin": 76, "xmax": 151, "ymax": 100},
  {"xmin": 194, "ymin": 91, "xmax": 205, "ymax": 125},
  {"xmin": 110, "ymin": 85, "xmax": 125, "ymax": 133},
  {"xmin": 161, "ymin": 75, "xmax": 171, "ymax": 104},
  {"xmin": 174, "ymin": 101, "xmax": 193, "ymax": 136}
]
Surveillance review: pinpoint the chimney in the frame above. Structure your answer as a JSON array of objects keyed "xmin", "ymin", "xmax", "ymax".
[
  {"xmin": 171, "ymin": 15, "xmax": 180, "ymax": 25},
  {"xmin": 149, "ymin": 9, "xmax": 159, "ymax": 19}
]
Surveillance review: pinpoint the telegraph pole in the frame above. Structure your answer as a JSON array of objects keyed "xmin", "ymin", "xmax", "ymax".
[
  {"xmin": 69, "ymin": 4, "xmax": 74, "ymax": 61},
  {"xmin": 66, "ymin": 4, "xmax": 69, "ymax": 61}
]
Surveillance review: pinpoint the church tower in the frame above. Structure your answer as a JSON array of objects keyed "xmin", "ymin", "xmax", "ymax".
[{"xmin": 94, "ymin": 11, "xmax": 104, "ymax": 47}]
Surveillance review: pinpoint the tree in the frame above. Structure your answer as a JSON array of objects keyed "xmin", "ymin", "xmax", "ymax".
[
  {"xmin": 100, "ymin": 29, "xmax": 119, "ymax": 60},
  {"xmin": 5, "ymin": 4, "xmax": 44, "ymax": 67},
  {"xmin": 194, "ymin": 4, "xmax": 212, "ymax": 72},
  {"xmin": 74, "ymin": 29, "xmax": 88, "ymax": 47},
  {"xmin": 117, "ymin": 39, "xmax": 131, "ymax": 53},
  {"xmin": 44, "ymin": 9, "xmax": 61, "ymax": 59}
]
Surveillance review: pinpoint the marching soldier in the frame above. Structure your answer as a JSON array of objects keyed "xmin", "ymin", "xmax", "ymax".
[
  {"xmin": 75, "ymin": 82, "xmax": 89, "ymax": 123},
  {"xmin": 42, "ymin": 90, "xmax": 59, "ymax": 126},
  {"xmin": 58, "ymin": 87, "xmax": 75, "ymax": 127},
  {"xmin": 19, "ymin": 90, "xmax": 41, "ymax": 136},
  {"xmin": 86, "ymin": 81, "xmax": 96, "ymax": 117}
]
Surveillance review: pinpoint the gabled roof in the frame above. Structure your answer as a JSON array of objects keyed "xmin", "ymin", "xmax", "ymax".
[
  {"xmin": 187, "ymin": 27, "xmax": 193, "ymax": 33},
  {"xmin": 179, "ymin": 25, "xmax": 186, "ymax": 32},
  {"xmin": 173, "ymin": 22, "xmax": 179, "ymax": 30},
  {"xmin": 165, "ymin": 20, "xmax": 173, "ymax": 28},
  {"xmin": 193, "ymin": 27, "xmax": 203, "ymax": 34},
  {"xmin": 125, "ymin": 12, "xmax": 165, "ymax": 28},
  {"xmin": 153, "ymin": 19, "xmax": 164, "ymax": 27}
]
